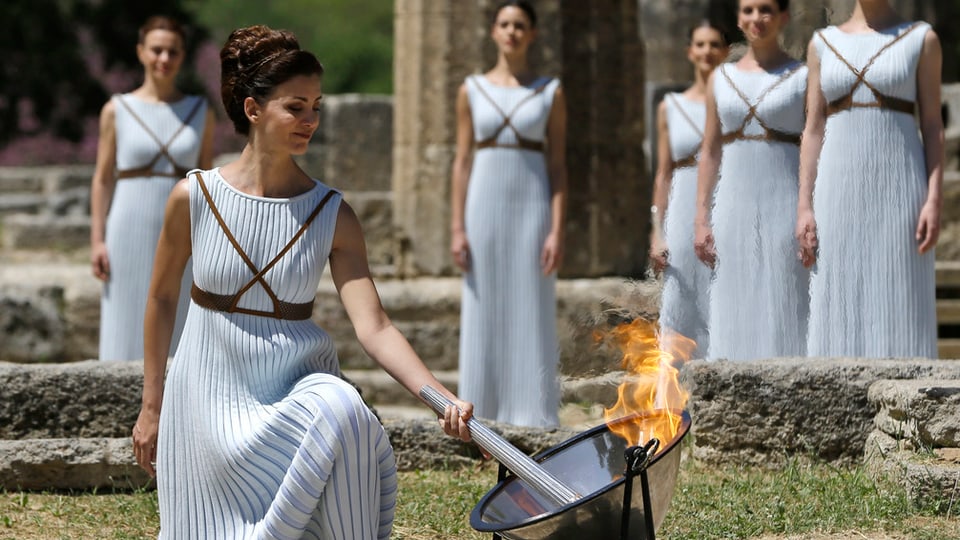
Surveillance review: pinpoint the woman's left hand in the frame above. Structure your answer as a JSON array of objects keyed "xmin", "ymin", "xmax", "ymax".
[
  {"xmin": 916, "ymin": 200, "xmax": 941, "ymax": 254},
  {"xmin": 440, "ymin": 401, "xmax": 475, "ymax": 442},
  {"xmin": 540, "ymin": 232, "xmax": 564, "ymax": 275}
]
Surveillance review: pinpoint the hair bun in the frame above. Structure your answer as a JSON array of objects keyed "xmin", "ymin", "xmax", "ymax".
[{"xmin": 219, "ymin": 25, "xmax": 324, "ymax": 135}]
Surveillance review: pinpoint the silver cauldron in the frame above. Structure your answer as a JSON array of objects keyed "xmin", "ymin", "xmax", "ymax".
[{"xmin": 470, "ymin": 410, "xmax": 691, "ymax": 540}]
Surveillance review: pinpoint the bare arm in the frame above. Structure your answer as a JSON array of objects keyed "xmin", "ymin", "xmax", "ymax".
[
  {"xmin": 331, "ymin": 202, "xmax": 473, "ymax": 441},
  {"xmin": 650, "ymin": 99, "xmax": 674, "ymax": 273},
  {"xmin": 694, "ymin": 71, "xmax": 722, "ymax": 268},
  {"xmin": 797, "ymin": 40, "xmax": 826, "ymax": 268},
  {"xmin": 541, "ymin": 84, "xmax": 568, "ymax": 275},
  {"xmin": 133, "ymin": 179, "xmax": 192, "ymax": 476},
  {"xmin": 450, "ymin": 84, "xmax": 474, "ymax": 271},
  {"xmin": 197, "ymin": 107, "xmax": 217, "ymax": 170},
  {"xmin": 90, "ymin": 101, "xmax": 117, "ymax": 281},
  {"xmin": 915, "ymin": 28, "xmax": 944, "ymax": 254}
]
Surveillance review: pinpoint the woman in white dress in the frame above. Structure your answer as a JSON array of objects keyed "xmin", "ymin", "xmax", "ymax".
[
  {"xmin": 90, "ymin": 16, "xmax": 215, "ymax": 361},
  {"xmin": 650, "ymin": 20, "xmax": 730, "ymax": 359},
  {"xmin": 450, "ymin": 1, "xmax": 568, "ymax": 427},
  {"xmin": 797, "ymin": 0, "xmax": 943, "ymax": 357},
  {"xmin": 131, "ymin": 25, "xmax": 475, "ymax": 539},
  {"xmin": 694, "ymin": 0, "xmax": 809, "ymax": 361}
]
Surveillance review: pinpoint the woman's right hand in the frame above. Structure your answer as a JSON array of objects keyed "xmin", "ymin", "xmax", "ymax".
[
  {"xmin": 795, "ymin": 209, "xmax": 818, "ymax": 268},
  {"xmin": 648, "ymin": 236, "xmax": 669, "ymax": 274},
  {"xmin": 450, "ymin": 230, "xmax": 470, "ymax": 271},
  {"xmin": 694, "ymin": 222, "xmax": 716, "ymax": 269},
  {"xmin": 132, "ymin": 408, "xmax": 160, "ymax": 477},
  {"xmin": 91, "ymin": 242, "xmax": 110, "ymax": 281}
]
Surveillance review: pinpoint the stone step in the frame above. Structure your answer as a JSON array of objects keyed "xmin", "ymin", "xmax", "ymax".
[
  {"xmin": 869, "ymin": 379, "xmax": 960, "ymax": 448},
  {"xmin": 2, "ymin": 214, "xmax": 90, "ymax": 251},
  {"xmin": 937, "ymin": 299, "xmax": 960, "ymax": 325},
  {"xmin": 938, "ymin": 338, "xmax": 960, "ymax": 360},
  {"xmin": 937, "ymin": 260, "xmax": 960, "ymax": 288}
]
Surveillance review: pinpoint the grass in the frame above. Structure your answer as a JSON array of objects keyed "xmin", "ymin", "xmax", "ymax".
[{"xmin": 0, "ymin": 459, "xmax": 956, "ymax": 540}]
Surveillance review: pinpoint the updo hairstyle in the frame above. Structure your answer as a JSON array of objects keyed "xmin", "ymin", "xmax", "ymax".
[
  {"xmin": 493, "ymin": 1, "xmax": 537, "ymax": 28},
  {"xmin": 220, "ymin": 25, "xmax": 324, "ymax": 135}
]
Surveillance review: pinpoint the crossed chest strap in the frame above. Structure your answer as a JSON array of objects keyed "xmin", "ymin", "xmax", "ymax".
[
  {"xmin": 666, "ymin": 94, "xmax": 704, "ymax": 170},
  {"xmin": 719, "ymin": 64, "xmax": 803, "ymax": 146},
  {"xmin": 115, "ymin": 96, "xmax": 204, "ymax": 180},
  {"xmin": 817, "ymin": 23, "xmax": 921, "ymax": 117},
  {"xmin": 472, "ymin": 77, "xmax": 550, "ymax": 153},
  {"xmin": 190, "ymin": 172, "xmax": 336, "ymax": 321}
]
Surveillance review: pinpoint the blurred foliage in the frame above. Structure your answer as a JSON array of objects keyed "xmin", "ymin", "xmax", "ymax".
[
  {"xmin": 184, "ymin": 0, "xmax": 394, "ymax": 95},
  {"xmin": 0, "ymin": 0, "xmax": 207, "ymax": 147}
]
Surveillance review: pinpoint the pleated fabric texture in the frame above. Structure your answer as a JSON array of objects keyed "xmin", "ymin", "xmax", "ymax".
[
  {"xmin": 458, "ymin": 75, "xmax": 562, "ymax": 428},
  {"xmin": 100, "ymin": 94, "xmax": 204, "ymax": 361},
  {"xmin": 709, "ymin": 63, "xmax": 810, "ymax": 361},
  {"xmin": 808, "ymin": 22, "xmax": 937, "ymax": 358},
  {"xmin": 659, "ymin": 93, "xmax": 711, "ymax": 359},
  {"xmin": 157, "ymin": 169, "xmax": 397, "ymax": 539}
]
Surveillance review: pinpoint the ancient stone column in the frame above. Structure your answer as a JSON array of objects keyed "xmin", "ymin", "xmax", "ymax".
[{"xmin": 393, "ymin": 0, "xmax": 647, "ymax": 278}]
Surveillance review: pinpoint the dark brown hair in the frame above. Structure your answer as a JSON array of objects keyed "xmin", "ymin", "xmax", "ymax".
[
  {"xmin": 688, "ymin": 19, "xmax": 731, "ymax": 46},
  {"xmin": 219, "ymin": 25, "xmax": 324, "ymax": 135},
  {"xmin": 138, "ymin": 15, "xmax": 186, "ymax": 44},
  {"xmin": 493, "ymin": 1, "xmax": 537, "ymax": 28}
]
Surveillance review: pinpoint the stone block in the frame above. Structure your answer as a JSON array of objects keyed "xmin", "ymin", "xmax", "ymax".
[
  {"xmin": 0, "ymin": 193, "xmax": 46, "ymax": 215},
  {"xmin": 864, "ymin": 430, "xmax": 960, "ymax": 514},
  {"xmin": 2, "ymin": 214, "xmax": 90, "ymax": 251},
  {"xmin": 0, "ymin": 284, "xmax": 65, "ymax": 363},
  {"xmin": 869, "ymin": 379, "xmax": 960, "ymax": 448},
  {"xmin": 0, "ymin": 167, "xmax": 44, "ymax": 194},
  {"xmin": 0, "ymin": 361, "xmax": 142, "ymax": 439},
  {"xmin": 682, "ymin": 358, "xmax": 960, "ymax": 466},
  {"xmin": 322, "ymin": 95, "xmax": 393, "ymax": 193},
  {"xmin": 0, "ymin": 438, "xmax": 151, "ymax": 491}
]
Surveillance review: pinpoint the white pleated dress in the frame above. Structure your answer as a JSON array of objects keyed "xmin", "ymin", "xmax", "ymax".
[
  {"xmin": 157, "ymin": 169, "xmax": 396, "ymax": 539},
  {"xmin": 659, "ymin": 93, "xmax": 711, "ymax": 358},
  {"xmin": 708, "ymin": 63, "xmax": 809, "ymax": 361},
  {"xmin": 100, "ymin": 94, "xmax": 203, "ymax": 361},
  {"xmin": 807, "ymin": 22, "xmax": 937, "ymax": 358},
  {"xmin": 459, "ymin": 74, "xmax": 561, "ymax": 428}
]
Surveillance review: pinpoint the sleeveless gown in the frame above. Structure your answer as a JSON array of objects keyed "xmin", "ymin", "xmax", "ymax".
[
  {"xmin": 157, "ymin": 169, "xmax": 396, "ymax": 539},
  {"xmin": 709, "ymin": 63, "xmax": 809, "ymax": 361},
  {"xmin": 100, "ymin": 93, "xmax": 203, "ymax": 361},
  {"xmin": 808, "ymin": 22, "xmax": 937, "ymax": 358},
  {"xmin": 459, "ymin": 74, "xmax": 562, "ymax": 428},
  {"xmin": 659, "ymin": 93, "xmax": 711, "ymax": 358}
]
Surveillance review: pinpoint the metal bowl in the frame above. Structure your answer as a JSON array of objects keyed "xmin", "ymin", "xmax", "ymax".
[{"xmin": 470, "ymin": 409, "xmax": 690, "ymax": 540}]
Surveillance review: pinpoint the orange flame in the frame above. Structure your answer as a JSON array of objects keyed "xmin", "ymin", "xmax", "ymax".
[{"xmin": 601, "ymin": 319, "xmax": 695, "ymax": 449}]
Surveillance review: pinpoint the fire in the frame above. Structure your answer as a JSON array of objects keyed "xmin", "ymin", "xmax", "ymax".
[{"xmin": 600, "ymin": 318, "xmax": 695, "ymax": 449}]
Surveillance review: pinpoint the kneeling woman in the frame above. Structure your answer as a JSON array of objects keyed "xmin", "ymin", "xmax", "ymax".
[{"xmin": 132, "ymin": 25, "xmax": 474, "ymax": 539}]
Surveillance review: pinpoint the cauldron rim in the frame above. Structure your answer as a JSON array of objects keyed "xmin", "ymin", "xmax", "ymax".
[{"xmin": 469, "ymin": 408, "xmax": 691, "ymax": 533}]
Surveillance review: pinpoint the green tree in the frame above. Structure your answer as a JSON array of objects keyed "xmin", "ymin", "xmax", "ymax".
[{"xmin": 185, "ymin": 0, "xmax": 393, "ymax": 94}]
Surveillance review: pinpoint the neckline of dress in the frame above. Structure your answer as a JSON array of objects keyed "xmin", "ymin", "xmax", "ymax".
[
  {"xmin": 830, "ymin": 20, "xmax": 916, "ymax": 37},
  {"xmin": 476, "ymin": 74, "xmax": 550, "ymax": 90},
  {"xmin": 725, "ymin": 60, "xmax": 801, "ymax": 76},
  {"xmin": 211, "ymin": 167, "xmax": 323, "ymax": 204},
  {"xmin": 122, "ymin": 93, "xmax": 194, "ymax": 107}
]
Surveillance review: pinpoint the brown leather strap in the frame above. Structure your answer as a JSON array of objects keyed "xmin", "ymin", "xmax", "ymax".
[
  {"xmin": 192, "ymin": 171, "xmax": 337, "ymax": 320},
  {"xmin": 671, "ymin": 154, "xmax": 698, "ymax": 170},
  {"xmin": 191, "ymin": 283, "xmax": 314, "ymax": 320},
  {"xmin": 720, "ymin": 127, "xmax": 801, "ymax": 146},
  {"xmin": 817, "ymin": 24, "xmax": 921, "ymax": 117},
  {"xmin": 475, "ymin": 138, "xmax": 545, "ymax": 152},
  {"xmin": 115, "ymin": 95, "xmax": 204, "ymax": 179},
  {"xmin": 719, "ymin": 64, "xmax": 803, "ymax": 146},
  {"xmin": 471, "ymin": 76, "xmax": 551, "ymax": 152},
  {"xmin": 116, "ymin": 167, "xmax": 189, "ymax": 180}
]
